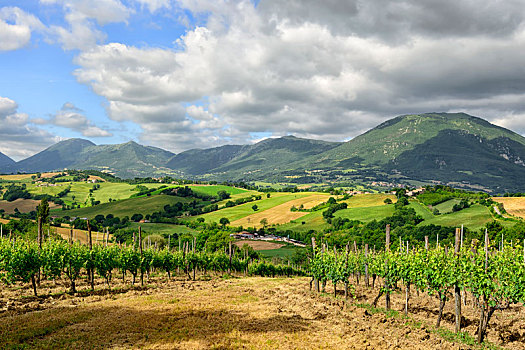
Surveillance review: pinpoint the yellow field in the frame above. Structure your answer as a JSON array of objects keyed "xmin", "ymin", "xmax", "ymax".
[
  {"xmin": 0, "ymin": 199, "xmax": 60, "ymax": 214},
  {"xmin": 0, "ymin": 218, "xmax": 107, "ymax": 245},
  {"xmin": 493, "ymin": 197, "xmax": 525, "ymax": 218},
  {"xmin": 230, "ymin": 194, "xmax": 330, "ymax": 228},
  {"xmin": 0, "ymin": 172, "xmax": 62, "ymax": 181},
  {"xmin": 343, "ymin": 193, "xmax": 397, "ymax": 208},
  {"xmin": 0, "ymin": 174, "xmax": 34, "ymax": 181}
]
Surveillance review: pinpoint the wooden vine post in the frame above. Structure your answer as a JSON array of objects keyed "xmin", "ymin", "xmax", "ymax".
[
  {"xmin": 36, "ymin": 216, "xmax": 42, "ymax": 285},
  {"xmin": 87, "ymin": 220, "xmax": 94, "ymax": 290},
  {"xmin": 364, "ymin": 243, "xmax": 369, "ymax": 287},
  {"xmin": 344, "ymin": 243, "xmax": 350, "ymax": 299},
  {"xmin": 385, "ymin": 224, "xmax": 391, "ymax": 310},
  {"xmin": 69, "ymin": 228, "xmax": 73, "ymax": 245},
  {"xmin": 139, "ymin": 226, "xmax": 143, "ymax": 286},
  {"xmin": 312, "ymin": 237, "xmax": 319, "ymax": 292},
  {"xmin": 454, "ymin": 227, "xmax": 462, "ymax": 333},
  {"xmin": 228, "ymin": 241, "xmax": 232, "ymax": 275}
]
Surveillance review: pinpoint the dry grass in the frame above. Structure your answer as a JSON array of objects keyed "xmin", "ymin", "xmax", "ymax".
[
  {"xmin": 234, "ymin": 240, "xmax": 284, "ymax": 251},
  {"xmin": 2, "ymin": 275, "xmax": 522, "ymax": 349},
  {"xmin": 0, "ymin": 218, "xmax": 106, "ymax": 245},
  {"xmin": 343, "ymin": 193, "xmax": 397, "ymax": 208},
  {"xmin": 0, "ymin": 199, "xmax": 60, "ymax": 214},
  {"xmin": 0, "ymin": 174, "xmax": 34, "ymax": 181},
  {"xmin": 231, "ymin": 194, "xmax": 330, "ymax": 228},
  {"xmin": 493, "ymin": 197, "xmax": 525, "ymax": 218}
]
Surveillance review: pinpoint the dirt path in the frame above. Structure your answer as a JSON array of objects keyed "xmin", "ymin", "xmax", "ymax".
[{"xmin": 2, "ymin": 276, "xmax": 523, "ymax": 349}]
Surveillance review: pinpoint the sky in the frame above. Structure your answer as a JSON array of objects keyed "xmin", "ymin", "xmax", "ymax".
[{"xmin": 1, "ymin": 0, "xmax": 525, "ymax": 161}]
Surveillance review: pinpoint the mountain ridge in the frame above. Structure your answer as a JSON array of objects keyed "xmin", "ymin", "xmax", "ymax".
[{"xmin": 2, "ymin": 113, "xmax": 525, "ymax": 192}]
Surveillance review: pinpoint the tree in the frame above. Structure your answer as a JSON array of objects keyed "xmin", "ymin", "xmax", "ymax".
[
  {"xmin": 260, "ymin": 218, "xmax": 268, "ymax": 228},
  {"xmin": 266, "ymin": 193, "xmax": 271, "ymax": 198},
  {"xmin": 217, "ymin": 190, "xmax": 230, "ymax": 200},
  {"xmin": 384, "ymin": 198, "xmax": 393, "ymax": 204},
  {"xmin": 219, "ymin": 217, "xmax": 230, "ymax": 227},
  {"xmin": 252, "ymin": 204, "xmax": 258, "ymax": 211},
  {"xmin": 131, "ymin": 213, "xmax": 143, "ymax": 222},
  {"xmin": 37, "ymin": 198, "xmax": 50, "ymax": 224}
]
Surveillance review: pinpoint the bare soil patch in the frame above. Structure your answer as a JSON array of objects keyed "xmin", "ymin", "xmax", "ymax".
[
  {"xmin": 234, "ymin": 240, "xmax": 284, "ymax": 251},
  {"xmin": 0, "ymin": 275, "xmax": 524, "ymax": 349},
  {"xmin": 0, "ymin": 199, "xmax": 60, "ymax": 214}
]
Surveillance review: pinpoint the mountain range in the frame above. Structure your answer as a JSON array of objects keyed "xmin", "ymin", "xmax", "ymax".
[{"xmin": 2, "ymin": 112, "xmax": 525, "ymax": 193}]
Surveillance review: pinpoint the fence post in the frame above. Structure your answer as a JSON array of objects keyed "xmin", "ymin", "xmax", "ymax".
[
  {"xmin": 312, "ymin": 237, "xmax": 319, "ymax": 293},
  {"xmin": 385, "ymin": 224, "xmax": 391, "ymax": 310},
  {"xmin": 454, "ymin": 227, "xmax": 462, "ymax": 333},
  {"xmin": 139, "ymin": 226, "xmax": 143, "ymax": 286}
]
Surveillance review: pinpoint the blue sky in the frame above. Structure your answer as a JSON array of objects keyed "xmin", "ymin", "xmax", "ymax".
[{"xmin": 2, "ymin": 0, "xmax": 525, "ymax": 160}]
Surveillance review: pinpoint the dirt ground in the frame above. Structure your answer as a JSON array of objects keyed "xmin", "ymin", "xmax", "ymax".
[
  {"xmin": 234, "ymin": 240, "xmax": 284, "ymax": 250},
  {"xmin": 1, "ymin": 274, "xmax": 524, "ymax": 349},
  {"xmin": 0, "ymin": 199, "xmax": 60, "ymax": 214}
]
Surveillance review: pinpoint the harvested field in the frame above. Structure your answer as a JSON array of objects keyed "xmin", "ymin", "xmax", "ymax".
[
  {"xmin": 0, "ymin": 218, "xmax": 106, "ymax": 245},
  {"xmin": 493, "ymin": 197, "xmax": 525, "ymax": 218},
  {"xmin": 231, "ymin": 194, "xmax": 329, "ymax": 228},
  {"xmin": 0, "ymin": 198, "xmax": 60, "ymax": 214},
  {"xmin": 234, "ymin": 240, "xmax": 284, "ymax": 250},
  {"xmin": 1, "ymin": 275, "xmax": 523, "ymax": 349}
]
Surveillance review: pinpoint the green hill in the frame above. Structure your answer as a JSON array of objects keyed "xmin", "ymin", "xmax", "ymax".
[{"xmin": 55, "ymin": 194, "xmax": 192, "ymax": 219}]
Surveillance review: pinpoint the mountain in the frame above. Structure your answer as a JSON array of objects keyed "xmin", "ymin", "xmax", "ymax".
[
  {"xmin": 4, "ymin": 113, "xmax": 525, "ymax": 192},
  {"xmin": 311, "ymin": 113, "xmax": 525, "ymax": 192},
  {"xmin": 0, "ymin": 151, "xmax": 15, "ymax": 168},
  {"xmin": 167, "ymin": 113, "xmax": 525, "ymax": 192},
  {"xmin": 166, "ymin": 136, "xmax": 342, "ymax": 178},
  {"xmin": 14, "ymin": 138, "xmax": 96, "ymax": 173},
  {"xmin": 74, "ymin": 141, "xmax": 175, "ymax": 178},
  {"xmin": 5, "ymin": 139, "xmax": 175, "ymax": 178}
]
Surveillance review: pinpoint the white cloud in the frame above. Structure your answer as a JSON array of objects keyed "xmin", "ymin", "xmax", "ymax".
[
  {"xmin": 71, "ymin": 0, "xmax": 525, "ymax": 152},
  {"xmin": 42, "ymin": 102, "xmax": 113, "ymax": 137},
  {"xmin": 134, "ymin": 0, "xmax": 171, "ymax": 12},
  {"xmin": 0, "ymin": 7, "xmax": 45, "ymax": 51},
  {"xmin": 0, "ymin": 97, "xmax": 60, "ymax": 160},
  {"xmin": 42, "ymin": 0, "xmax": 131, "ymax": 50}
]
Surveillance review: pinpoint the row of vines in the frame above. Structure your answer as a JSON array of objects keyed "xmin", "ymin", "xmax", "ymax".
[
  {"xmin": 0, "ymin": 237, "xmax": 304, "ymax": 298},
  {"xmin": 308, "ymin": 231, "xmax": 525, "ymax": 344}
]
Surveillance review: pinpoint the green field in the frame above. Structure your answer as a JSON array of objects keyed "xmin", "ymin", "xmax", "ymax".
[
  {"xmin": 127, "ymin": 222, "xmax": 199, "ymax": 236},
  {"xmin": 433, "ymin": 199, "xmax": 462, "ymax": 214},
  {"xmin": 334, "ymin": 204, "xmax": 395, "ymax": 222},
  {"xmin": 277, "ymin": 211, "xmax": 328, "ymax": 232},
  {"xmin": 195, "ymin": 192, "xmax": 314, "ymax": 224},
  {"xmin": 258, "ymin": 245, "xmax": 302, "ymax": 259},
  {"xmin": 188, "ymin": 185, "xmax": 249, "ymax": 197},
  {"xmin": 408, "ymin": 201, "xmax": 434, "ymax": 220},
  {"xmin": 55, "ymin": 194, "xmax": 193, "ymax": 219},
  {"xmin": 418, "ymin": 204, "xmax": 494, "ymax": 231}
]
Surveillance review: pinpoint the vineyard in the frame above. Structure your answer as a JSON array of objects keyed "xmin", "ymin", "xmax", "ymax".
[
  {"xmin": 0, "ymin": 234, "xmax": 303, "ymax": 298},
  {"xmin": 309, "ymin": 226, "xmax": 525, "ymax": 344},
  {"xmin": 2, "ymin": 222, "xmax": 525, "ymax": 348}
]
